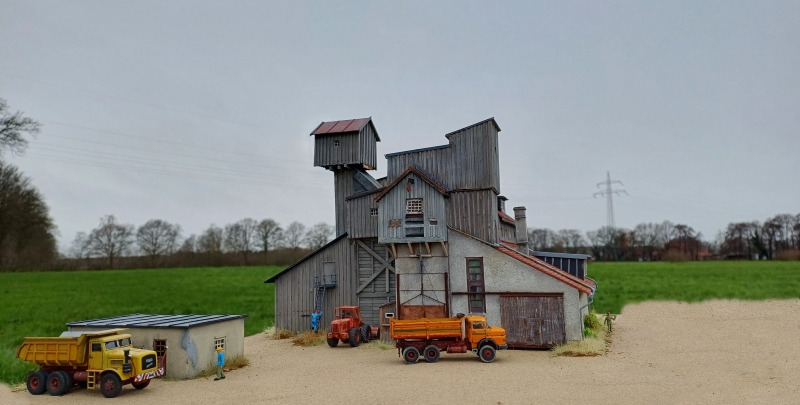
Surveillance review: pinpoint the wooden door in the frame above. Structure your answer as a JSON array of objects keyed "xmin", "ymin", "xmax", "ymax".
[{"xmin": 500, "ymin": 294, "xmax": 566, "ymax": 348}]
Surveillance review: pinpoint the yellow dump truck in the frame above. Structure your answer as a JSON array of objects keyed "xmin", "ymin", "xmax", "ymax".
[
  {"xmin": 16, "ymin": 328, "xmax": 165, "ymax": 398},
  {"xmin": 390, "ymin": 314, "xmax": 507, "ymax": 363}
]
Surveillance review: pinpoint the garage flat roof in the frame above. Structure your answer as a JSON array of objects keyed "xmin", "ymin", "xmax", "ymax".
[{"xmin": 67, "ymin": 313, "xmax": 247, "ymax": 329}]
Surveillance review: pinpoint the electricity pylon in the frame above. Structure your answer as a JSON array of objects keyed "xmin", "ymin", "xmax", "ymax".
[{"xmin": 594, "ymin": 171, "xmax": 627, "ymax": 228}]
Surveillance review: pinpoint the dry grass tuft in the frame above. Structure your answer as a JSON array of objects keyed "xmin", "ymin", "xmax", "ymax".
[
  {"xmin": 197, "ymin": 354, "xmax": 251, "ymax": 378},
  {"xmin": 264, "ymin": 326, "xmax": 295, "ymax": 340},
  {"xmin": 292, "ymin": 331, "xmax": 326, "ymax": 346},
  {"xmin": 551, "ymin": 328, "xmax": 609, "ymax": 357}
]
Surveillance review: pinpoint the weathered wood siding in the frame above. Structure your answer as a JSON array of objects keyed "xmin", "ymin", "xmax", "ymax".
[
  {"xmin": 333, "ymin": 170, "xmax": 354, "ymax": 236},
  {"xmin": 378, "ymin": 173, "xmax": 447, "ymax": 243},
  {"xmin": 386, "ymin": 145, "xmax": 451, "ymax": 185},
  {"xmin": 313, "ymin": 124, "xmax": 378, "ymax": 169},
  {"xmin": 447, "ymin": 190, "xmax": 499, "ymax": 244},
  {"xmin": 445, "ymin": 120, "xmax": 500, "ymax": 190},
  {"xmin": 347, "ymin": 192, "xmax": 379, "ymax": 239},
  {"xmin": 272, "ymin": 237, "xmax": 356, "ymax": 332},
  {"xmin": 500, "ymin": 220, "xmax": 516, "ymax": 242}
]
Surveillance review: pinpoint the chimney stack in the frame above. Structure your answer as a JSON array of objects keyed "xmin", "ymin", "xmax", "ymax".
[{"xmin": 513, "ymin": 206, "xmax": 528, "ymax": 253}]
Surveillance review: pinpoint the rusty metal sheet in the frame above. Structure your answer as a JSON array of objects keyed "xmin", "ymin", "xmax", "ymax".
[{"xmin": 311, "ymin": 118, "xmax": 370, "ymax": 135}]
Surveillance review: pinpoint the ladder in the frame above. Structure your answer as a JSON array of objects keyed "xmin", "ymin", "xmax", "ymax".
[
  {"xmin": 313, "ymin": 274, "xmax": 337, "ymax": 314},
  {"xmin": 87, "ymin": 371, "xmax": 97, "ymax": 389}
]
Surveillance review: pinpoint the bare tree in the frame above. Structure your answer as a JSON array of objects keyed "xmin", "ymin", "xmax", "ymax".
[
  {"xmin": 0, "ymin": 97, "xmax": 40, "ymax": 156},
  {"xmin": 283, "ymin": 222, "xmax": 306, "ymax": 249},
  {"xmin": 255, "ymin": 218, "xmax": 283, "ymax": 253},
  {"xmin": 197, "ymin": 225, "xmax": 224, "ymax": 254},
  {"xmin": 224, "ymin": 218, "xmax": 258, "ymax": 264},
  {"xmin": 68, "ymin": 232, "xmax": 90, "ymax": 259},
  {"xmin": 528, "ymin": 228, "xmax": 557, "ymax": 251},
  {"xmin": 555, "ymin": 229, "xmax": 585, "ymax": 253},
  {"xmin": 136, "ymin": 219, "xmax": 181, "ymax": 266},
  {"xmin": 86, "ymin": 215, "xmax": 134, "ymax": 268},
  {"xmin": 304, "ymin": 222, "xmax": 333, "ymax": 250},
  {"xmin": 179, "ymin": 234, "xmax": 197, "ymax": 253}
]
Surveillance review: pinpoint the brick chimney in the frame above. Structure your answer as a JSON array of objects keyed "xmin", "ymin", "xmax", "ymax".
[{"xmin": 513, "ymin": 206, "xmax": 528, "ymax": 253}]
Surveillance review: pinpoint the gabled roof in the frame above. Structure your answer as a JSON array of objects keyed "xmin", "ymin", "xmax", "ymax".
[
  {"xmin": 264, "ymin": 233, "xmax": 349, "ymax": 283},
  {"xmin": 310, "ymin": 117, "xmax": 381, "ymax": 141},
  {"xmin": 374, "ymin": 165, "xmax": 450, "ymax": 202},
  {"xmin": 497, "ymin": 240, "xmax": 595, "ymax": 294}
]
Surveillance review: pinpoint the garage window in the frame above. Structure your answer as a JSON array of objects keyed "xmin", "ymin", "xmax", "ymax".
[{"xmin": 466, "ymin": 258, "xmax": 486, "ymax": 313}]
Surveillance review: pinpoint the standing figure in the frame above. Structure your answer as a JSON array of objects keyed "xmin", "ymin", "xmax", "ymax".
[
  {"xmin": 311, "ymin": 310, "xmax": 322, "ymax": 333},
  {"xmin": 214, "ymin": 346, "xmax": 226, "ymax": 381},
  {"xmin": 604, "ymin": 312, "xmax": 616, "ymax": 333}
]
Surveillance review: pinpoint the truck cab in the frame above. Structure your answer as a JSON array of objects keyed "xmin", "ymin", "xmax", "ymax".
[
  {"xmin": 464, "ymin": 314, "xmax": 508, "ymax": 351},
  {"xmin": 88, "ymin": 333, "xmax": 160, "ymax": 384}
]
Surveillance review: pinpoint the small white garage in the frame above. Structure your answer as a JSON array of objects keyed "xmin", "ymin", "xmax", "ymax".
[{"xmin": 67, "ymin": 313, "xmax": 247, "ymax": 379}]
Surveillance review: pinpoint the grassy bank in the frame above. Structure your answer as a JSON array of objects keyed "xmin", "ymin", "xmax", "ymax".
[{"xmin": 0, "ymin": 266, "xmax": 282, "ymax": 385}]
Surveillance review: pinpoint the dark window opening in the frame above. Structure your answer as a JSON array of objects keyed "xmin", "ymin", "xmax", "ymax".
[{"xmin": 467, "ymin": 258, "xmax": 486, "ymax": 313}]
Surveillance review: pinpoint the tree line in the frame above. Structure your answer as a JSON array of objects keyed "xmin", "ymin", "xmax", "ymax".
[
  {"xmin": 64, "ymin": 215, "xmax": 334, "ymax": 270},
  {"xmin": 529, "ymin": 214, "xmax": 800, "ymax": 261}
]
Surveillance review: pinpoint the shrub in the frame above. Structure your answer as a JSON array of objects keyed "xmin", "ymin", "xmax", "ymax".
[
  {"xmin": 583, "ymin": 327, "xmax": 598, "ymax": 338},
  {"xmin": 584, "ymin": 311, "xmax": 602, "ymax": 331},
  {"xmin": 292, "ymin": 331, "xmax": 325, "ymax": 346}
]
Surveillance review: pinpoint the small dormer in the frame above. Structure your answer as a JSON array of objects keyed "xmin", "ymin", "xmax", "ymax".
[
  {"xmin": 375, "ymin": 166, "xmax": 448, "ymax": 243},
  {"xmin": 310, "ymin": 117, "xmax": 380, "ymax": 170}
]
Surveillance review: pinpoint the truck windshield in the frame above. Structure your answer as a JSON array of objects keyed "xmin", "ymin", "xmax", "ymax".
[
  {"xmin": 119, "ymin": 338, "xmax": 132, "ymax": 347},
  {"xmin": 105, "ymin": 341, "xmax": 118, "ymax": 350},
  {"xmin": 473, "ymin": 322, "xmax": 485, "ymax": 329}
]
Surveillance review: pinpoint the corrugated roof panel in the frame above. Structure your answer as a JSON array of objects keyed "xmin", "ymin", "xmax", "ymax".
[
  {"xmin": 310, "ymin": 118, "xmax": 371, "ymax": 135},
  {"xmin": 67, "ymin": 314, "xmax": 247, "ymax": 329}
]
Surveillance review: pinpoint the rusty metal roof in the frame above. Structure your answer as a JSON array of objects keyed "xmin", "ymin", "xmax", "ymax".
[
  {"xmin": 311, "ymin": 118, "xmax": 372, "ymax": 136},
  {"xmin": 67, "ymin": 313, "xmax": 247, "ymax": 329}
]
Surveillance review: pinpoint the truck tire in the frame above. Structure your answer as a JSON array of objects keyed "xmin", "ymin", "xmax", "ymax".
[
  {"xmin": 327, "ymin": 337, "xmax": 339, "ymax": 347},
  {"xmin": 360, "ymin": 324, "xmax": 371, "ymax": 343},
  {"xmin": 423, "ymin": 345, "xmax": 440, "ymax": 363},
  {"xmin": 46, "ymin": 371, "xmax": 70, "ymax": 396},
  {"xmin": 100, "ymin": 373, "xmax": 122, "ymax": 398},
  {"xmin": 479, "ymin": 345, "xmax": 496, "ymax": 363},
  {"xmin": 26, "ymin": 370, "xmax": 48, "ymax": 395},
  {"xmin": 402, "ymin": 347, "xmax": 420, "ymax": 364},
  {"xmin": 348, "ymin": 327, "xmax": 361, "ymax": 347},
  {"xmin": 132, "ymin": 380, "xmax": 150, "ymax": 390}
]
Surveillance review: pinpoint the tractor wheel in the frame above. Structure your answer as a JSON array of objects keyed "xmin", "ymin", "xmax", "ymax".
[
  {"xmin": 348, "ymin": 327, "xmax": 360, "ymax": 347},
  {"xmin": 132, "ymin": 380, "xmax": 150, "ymax": 390},
  {"xmin": 402, "ymin": 347, "xmax": 420, "ymax": 364},
  {"xmin": 100, "ymin": 373, "xmax": 122, "ymax": 398},
  {"xmin": 26, "ymin": 370, "xmax": 48, "ymax": 395},
  {"xmin": 360, "ymin": 324, "xmax": 371, "ymax": 343},
  {"xmin": 423, "ymin": 345, "xmax": 440, "ymax": 363},
  {"xmin": 327, "ymin": 337, "xmax": 339, "ymax": 347},
  {"xmin": 46, "ymin": 370, "xmax": 70, "ymax": 396},
  {"xmin": 479, "ymin": 345, "xmax": 497, "ymax": 363}
]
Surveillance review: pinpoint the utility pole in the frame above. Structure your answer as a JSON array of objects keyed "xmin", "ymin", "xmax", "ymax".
[{"xmin": 594, "ymin": 171, "xmax": 627, "ymax": 228}]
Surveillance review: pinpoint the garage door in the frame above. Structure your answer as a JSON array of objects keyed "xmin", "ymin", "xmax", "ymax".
[{"xmin": 500, "ymin": 294, "xmax": 566, "ymax": 348}]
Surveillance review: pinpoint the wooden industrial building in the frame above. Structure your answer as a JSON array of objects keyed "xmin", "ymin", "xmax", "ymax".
[{"xmin": 266, "ymin": 117, "xmax": 596, "ymax": 347}]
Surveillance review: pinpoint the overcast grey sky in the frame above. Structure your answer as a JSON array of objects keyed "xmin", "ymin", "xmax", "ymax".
[{"xmin": 1, "ymin": 1, "xmax": 798, "ymax": 251}]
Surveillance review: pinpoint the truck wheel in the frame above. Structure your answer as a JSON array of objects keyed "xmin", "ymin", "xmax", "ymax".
[
  {"xmin": 423, "ymin": 345, "xmax": 440, "ymax": 363},
  {"xmin": 26, "ymin": 370, "xmax": 48, "ymax": 395},
  {"xmin": 348, "ymin": 327, "xmax": 361, "ymax": 347},
  {"xmin": 100, "ymin": 373, "xmax": 122, "ymax": 398},
  {"xmin": 132, "ymin": 380, "xmax": 150, "ymax": 390},
  {"xmin": 479, "ymin": 345, "xmax": 497, "ymax": 363},
  {"xmin": 402, "ymin": 347, "xmax": 420, "ymax": 364},
  {"xmin": 327, "ymin": 337, "xmax": 339, "ymax": 347},
  {"xmin": 46, "ymin": 371, "xmax": 70, "ymax": 396},
  {"xmin": 361, "ymin": 324, "xmax": 371, "ymax": 343}
]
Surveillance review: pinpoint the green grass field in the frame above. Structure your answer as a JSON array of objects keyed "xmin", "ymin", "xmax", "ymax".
[
  {"xmin": 589, "ymin": 261, "xmax": 800, "ymax": 314},
  {"xmin": 1, "ymin": 261, "xmax": 799, "ymax": 385},
  {"xmin": 0, "ymin": 266, "xmax": 282, "ymax": 385}
]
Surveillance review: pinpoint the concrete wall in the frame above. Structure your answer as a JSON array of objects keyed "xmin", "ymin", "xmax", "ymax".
[
  {"xmin": 68, "ymin": 318, "xmax": 245, "ymax": 379},
  {"xmin": 446, "ymin": 230, "xmax": 584, "ymax": 341}
]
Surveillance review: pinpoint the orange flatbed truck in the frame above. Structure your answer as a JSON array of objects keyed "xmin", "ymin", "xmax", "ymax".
[
  {"xmin": 16, "ymin": 328, "xmax": 165, "ymax": 398},
  {"xmin": 390, "ymin": 314, "xmax": 507, "ymax": 363}
]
